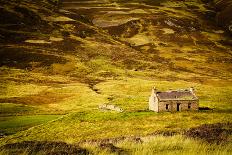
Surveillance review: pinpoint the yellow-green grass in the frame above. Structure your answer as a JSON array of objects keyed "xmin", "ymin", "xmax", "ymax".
[
  {"xmin": 83, "ymin": 135, "xmax": 232, "ymax": 155},
  {"xmin": 120, "ymin": 136, "xmax": 232, "ymax": 155},
  {"xmin": 1, "ymin": 64, "xmax": 231, "ymax": 149},
  {"xmin": 96, "ymin": 78, "xmax": 232, "ymax": 111},
  {"xmin": 1, "ymin": 135, "xmax": 231, "ymax": 155},
  {"xmin": 0, "ymin": 103, "xmax": 36, "ymax": 116},
  {"xmin": 1, "ymin": 110, "xmax": 231, "ymax": 145},
  {"xmin": 0, "ymin": 77, "xmax": 231, "ymax": 145},
  {"xmin": 0, "ymin": 114, "xmax": 61, "ymax": 135}
]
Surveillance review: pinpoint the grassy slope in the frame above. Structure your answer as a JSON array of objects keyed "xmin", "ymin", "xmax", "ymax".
[
  {"xmin": 0, "ymin": 0, "xmax": 232, "ymax": 154},
  {"xmin": 87, "ymin": 135, "xmax": 232, "ymax": 155}
]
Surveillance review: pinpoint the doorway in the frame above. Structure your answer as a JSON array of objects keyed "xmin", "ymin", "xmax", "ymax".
[{"xmin": 177, "ymin": 103, "xmax": 181, "ymax": 111}]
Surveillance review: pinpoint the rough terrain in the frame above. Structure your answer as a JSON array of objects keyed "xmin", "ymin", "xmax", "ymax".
[{"xmin": 0, "ymin": 0, "xmax": 232, "ymax": 154}]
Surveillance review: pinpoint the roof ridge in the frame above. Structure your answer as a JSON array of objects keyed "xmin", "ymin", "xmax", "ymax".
[{"xmin": 155, "ymin": 89, "xmax": 196, "ymax": 100}]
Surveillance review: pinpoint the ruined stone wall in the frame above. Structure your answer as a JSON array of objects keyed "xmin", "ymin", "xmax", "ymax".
[{"xmin": 158, "ymin": 100, "xmax": 198, "ymax": 112}]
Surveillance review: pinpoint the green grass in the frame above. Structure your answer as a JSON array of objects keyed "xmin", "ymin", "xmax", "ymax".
[
  {"xmin": 0, "ymin": 115, "xmax": 61, "ymax": 135},
  {"xmin": 0, "ymin": 109, "xmax": 230, "ymax": 145},
  {"xmin": 0, "ymin": 103, "xmax": 36, "ymax": 116}
]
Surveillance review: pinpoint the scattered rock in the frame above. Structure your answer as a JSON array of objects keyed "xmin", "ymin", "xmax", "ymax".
[
  {"xmin": 99, "ymin": 104, "xmax": 123, "ymax": 112},
  {"xmin": 164, "ymin": 19, "xmax": 181, "ymax": 28}
]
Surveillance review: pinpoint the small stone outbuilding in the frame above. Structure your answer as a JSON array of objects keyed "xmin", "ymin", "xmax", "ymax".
[{"xmin": 149, "ymin": 87, "xmax": 199, "ymax": 112}]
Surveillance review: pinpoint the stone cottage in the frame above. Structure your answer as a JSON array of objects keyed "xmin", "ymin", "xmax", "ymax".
[{"xmin": 149, "ymin": 87, "xmax": 199, "ymax": 112}]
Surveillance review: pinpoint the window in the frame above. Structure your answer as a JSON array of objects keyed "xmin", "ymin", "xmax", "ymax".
[
  {"xmin": 188, "ymin": 103, "xmax": 191, "ymax": 109},
  {"xmin": 166, "ymin": 104, "xmax": 169, "ymax": 110}
]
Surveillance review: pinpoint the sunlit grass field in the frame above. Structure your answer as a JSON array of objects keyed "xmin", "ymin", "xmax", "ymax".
[
  {"xmin": 0, "ymin": 74, "xmax": 231, "ymax": 144},
  {"xmin": 0, "ymin": 114, "xmax": 60, "ymax": 135},
  {"xmin": 0, "ymin": 0, "xmax": 232, "ymax": 154}
]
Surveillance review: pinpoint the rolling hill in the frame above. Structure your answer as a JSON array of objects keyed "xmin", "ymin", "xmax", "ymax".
[{"xmin": 0, "ymin": 0, "xmax": 232, "ymax": 154}]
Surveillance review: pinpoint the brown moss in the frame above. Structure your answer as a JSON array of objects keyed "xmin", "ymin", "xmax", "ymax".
[
  {"xmin": 0, "ymin": 47, "xmax": 67, "ymax": 69},
  {"xmin": 1, "ymin": 141, "xmax": 88, "ymax": 155},
  {"xmin": 185, "ymin": 123, "xmax": 232, "ymax": 144}
]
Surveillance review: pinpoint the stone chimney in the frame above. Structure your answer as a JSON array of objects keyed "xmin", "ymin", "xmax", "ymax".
[{"xmin": 151, "ymin": 87, "xmax": 157, "ymax": 95}]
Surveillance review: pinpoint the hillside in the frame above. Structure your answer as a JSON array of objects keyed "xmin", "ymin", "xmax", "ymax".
[{"xmin": 0, "ymin": 0, "xmax": 232, "ymax": 154}]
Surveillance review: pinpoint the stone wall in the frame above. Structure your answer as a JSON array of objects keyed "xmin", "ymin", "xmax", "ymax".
[
  {"xmin": 158, "ymin": 100, "xmax": 198, "ymax": 112},
  {"xmin": 149, "ymin": 96, "xmax": 159, "ymax": 112},
  {"xmin": 149, "ymin": 96, "xmax": 155, "ymax": 111}
]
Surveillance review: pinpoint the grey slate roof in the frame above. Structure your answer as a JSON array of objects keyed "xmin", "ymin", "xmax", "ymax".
[{"xmin": 156, "ymin": 90, "xmax": 197, "ymax": 100}]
